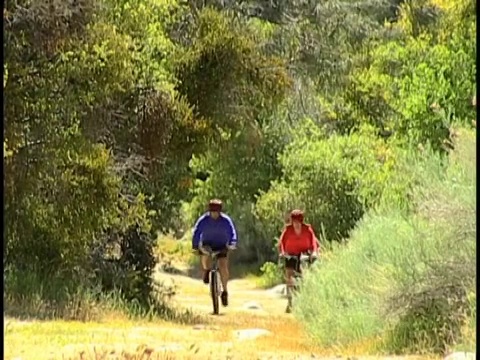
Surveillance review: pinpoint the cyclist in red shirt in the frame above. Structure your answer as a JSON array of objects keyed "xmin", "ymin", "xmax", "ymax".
[{"xmin": 278, "ymin": 209, "xmax": 320, "ymax": 311}]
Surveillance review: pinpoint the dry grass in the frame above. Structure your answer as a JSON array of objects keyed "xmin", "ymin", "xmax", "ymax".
[
  {"xmin": 5, "ymin": 314, "xmax": 428, "ymax": 360},
  {"xmin": 5, "ymin": 271, "xmax": 439, "ymax": 360}
]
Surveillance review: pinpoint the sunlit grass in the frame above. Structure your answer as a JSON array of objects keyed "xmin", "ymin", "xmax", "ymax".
[{"xmin": 294, "ymin": 128, "xmax": 476, "ymax": 354}]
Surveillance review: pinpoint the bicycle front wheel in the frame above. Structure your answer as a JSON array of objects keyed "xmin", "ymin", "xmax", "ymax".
[{"xmin": 210, "ymin": 270, "xmax": 220, "ymax": 315}]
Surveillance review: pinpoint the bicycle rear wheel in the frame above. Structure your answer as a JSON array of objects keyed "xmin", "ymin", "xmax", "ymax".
[
  {"xmin": 286, "ymin": 275, "xmax": 301, "ymax": 312},
  {"xmin": 210, "ymin": 270, "xmax": 220, "ymax": 315}
]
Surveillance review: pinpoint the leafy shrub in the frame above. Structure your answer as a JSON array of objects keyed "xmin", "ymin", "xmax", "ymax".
[
  {"xmin": 4, "ymin": 267, "xmax": 106, "ymax": 321},
  {"xmin": 174, "ymin": 7, "xmax": 291, "ymax": 131},
  {"xmin": 92, "ymin": 224, "xmax": 157, "ymax": 307},
  {"xmin": 347, "ymin": 20, "xmax": 475, "ymax": 152},
  {"xmin": 4, "ymin": 141, "xmax": 122, "ymax": 275},
  {"xmin": 255, "ymin": 120, "xmax": 400, "ymax": 244},
  {"xmin": 258, "ymin": 261, "xmax": 283, "ymax": 289},
  {"xmin": 294, "ymin": 127, "xmax": 476, "ymax": 354},
  {"xmin": 383, "ymin": 128, "xmax": 476, "ymax": 354},
  {"xmin": 174, "ymin": 8, "xmax": 293, "ymax": 266},
  {"xmin": 183, "ymin": 111, "xmax": 291, "ymax": 265}
]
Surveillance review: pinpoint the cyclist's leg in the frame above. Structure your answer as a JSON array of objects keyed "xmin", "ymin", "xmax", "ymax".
[
  {"xmin": 199, "ymin": 251, "xmax": 212, "ymax": 284},
  {"xmin": 284, "ymin": 259, "xmax": 296, "ymax": 288},
  {"xmin": 216, "ymin": 247, "xmax": 230, "ymax": 306},
  {"xmin": 294, "ymin": 257, "xmax": 302, "ymax": 276},
  {"xmin": 284, "ymin": 257, "xmax": 297, "ymax": 313},
  {"xmin": 217, "ymin": 254, "xmax": 229, "ymax": 291}
]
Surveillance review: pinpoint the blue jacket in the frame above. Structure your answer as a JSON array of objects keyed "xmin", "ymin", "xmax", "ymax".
[{"xmin": 192, "ymin": 212, "xmax": 238, "ymax": 249}]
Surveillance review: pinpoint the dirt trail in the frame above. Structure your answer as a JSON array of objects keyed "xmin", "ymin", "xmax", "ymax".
[
  {"xmin": 4, "ymin": 266, "xmax": 436, "ymax": 360},
  {"xmin": 154, "ymin": 268, "xmax": 334, "ymax": 359},
  {"xmin": 154, "ymin": 268, "xmax": 430, "ymax": 360},
  {"xmin": 158, "ymin": 269, "xmax": 287, "ymax": 316}
]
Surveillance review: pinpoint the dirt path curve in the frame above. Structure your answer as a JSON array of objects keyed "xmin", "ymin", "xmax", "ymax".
[
  {"xmin": 159, "ymin": 270, "xmax": 287, "ymax": 316},
  {"xmin": 155, "ymin": 267, "xmax": 334, "ymax": 359},
  {"xmin": 154, "ymin": 268, "xmax": 430, "ymax": 360},
  {"xmin": 4, "ymin": 266, "xmax": 436, "ymax": 360}
]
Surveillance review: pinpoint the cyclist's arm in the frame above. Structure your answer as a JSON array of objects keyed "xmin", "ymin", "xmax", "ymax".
[
  {"xmin": 223, "ymin": 214, "xmax": 238, "ymax": 247},
  {"xmin": 192, "ymin": 213, "xmax": 208, "ymax": 249},
  {"xmin": 278, "ymin": 228, "xmax": 288, "ymax": 254},
  {"xmin": 307, "ymin": 225, "xmax": 319, "ymax": 253}
]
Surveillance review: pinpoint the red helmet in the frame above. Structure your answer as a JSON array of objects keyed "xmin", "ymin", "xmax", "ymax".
[
  {"xmin": 290, "ymin": 209, "xmax": 304, "ymax": 223},
  {"xmin": 208, "ymin": 199, "xmax": 223, "ymax": 212}
]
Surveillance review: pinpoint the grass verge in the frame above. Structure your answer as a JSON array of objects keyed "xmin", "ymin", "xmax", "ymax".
[
  {"xmin": 4, "ymin": 267, "xmax": 204, "ymax": 325},
  {"xmin": 294, "ymin": 128, "xmax": 476, "ymax": 355}
]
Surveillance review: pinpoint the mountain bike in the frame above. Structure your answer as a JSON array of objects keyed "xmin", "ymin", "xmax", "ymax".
[
  {"xmin": 199, "ymin": 242, "xmax": 236, "ymax": 315},
  {"xmin": 279, "ymin": 251, "xmax": 317, "ymax": 313}
]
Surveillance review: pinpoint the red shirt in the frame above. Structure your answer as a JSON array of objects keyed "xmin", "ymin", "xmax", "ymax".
[{"xmin": 278, "ymin": 224, "xmax": 319, "ymax": 255}]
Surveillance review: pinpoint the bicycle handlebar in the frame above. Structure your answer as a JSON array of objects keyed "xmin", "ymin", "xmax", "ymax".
[
  {"xmin": 279, "ymin": 252, "xmax": 318, "ymax": 262},
  {"xmin": 198, "ymin": 242, "xmax": 236, "ymax": 256}
]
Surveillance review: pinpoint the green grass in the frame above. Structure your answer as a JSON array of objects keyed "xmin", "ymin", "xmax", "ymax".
[
  {"xmin": 255, "ymin": 261, "xmax": 284, "ymax": 289},
  {"xmin": 155, "ymin": 233, "xmax": 195, "ymax": 270},
  {"xmin": 4, "ymin": 265, "xmax": 203, "ymax": 325},
  {"xmin": 294, "ymin": 128, "xmax": 476, "ymax": 355}
]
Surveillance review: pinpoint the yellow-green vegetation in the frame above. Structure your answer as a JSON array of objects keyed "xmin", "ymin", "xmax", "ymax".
[
  {"xmin": 156, "ymin": 231, "xmax": 266, "ymax": 279},
  {"xmin": 4, "ymin": 0, "xmax": 475, "ymax": 358},
  {"xmin": 295, "ymin": 128, "xmax": 476, "ymax": 354},
  {"xmin": 4, "ymin": 275, "xmax": 442, "ymax": 360},
  {"xmin": 3, "ymin": 312, "xmax": 328, "ymax": 360},
  {"xmin": 155, "ymin": 234, "xmax": 195, "ymax": 269},
  {"xmin": 256, "ymin": 261, "xmax": 284, "ymax": 289}
]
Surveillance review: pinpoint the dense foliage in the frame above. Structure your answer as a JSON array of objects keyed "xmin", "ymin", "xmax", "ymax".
[{"xmin": 295, "ymin": 128, "xmax": 476, "ymax": 354}]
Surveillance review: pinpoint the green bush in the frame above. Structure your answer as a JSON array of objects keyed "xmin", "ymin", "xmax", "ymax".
[
  {"xmin": 183, "ymin": 110, "xmax": 291, "ymax": 265},
  {"xmin": 4, "ymin": 268, "xmax": 106, "ymax": 321},
  {"xmin": 346, "ymin": 14, "xmax": 475, "ymax": 152},
  {"xmin": 294, "ymin": 127, "xmax": 476, "ymax": 354},
  {"xmin": 255, "ymin": 120, "xmax": 400, "ymax": 244},
  {"xmin": 258, "ymin": 261, "xmax": 283, "ymax": 289},
  {"xmin": 91, "ymin": 224, "xmax": 156, "ymax": 307},
  {"xmin": 4, "ymin": 141, "xmax": 123, "ymax": 275}
]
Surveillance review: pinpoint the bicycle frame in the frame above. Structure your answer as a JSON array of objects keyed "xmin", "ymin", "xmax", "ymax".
[
  {"xmin": 280, "ymin": 252, "xmax": 316, "ymax": 312},
  {"xmin": 199, "ymin": 244, "xmax": 223, "ymax": 315}
]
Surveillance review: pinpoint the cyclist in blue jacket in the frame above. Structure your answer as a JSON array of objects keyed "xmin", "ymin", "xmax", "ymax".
[{"xmin": 192, "ymin": 199, "xmax": 238, "ymax": 306}]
